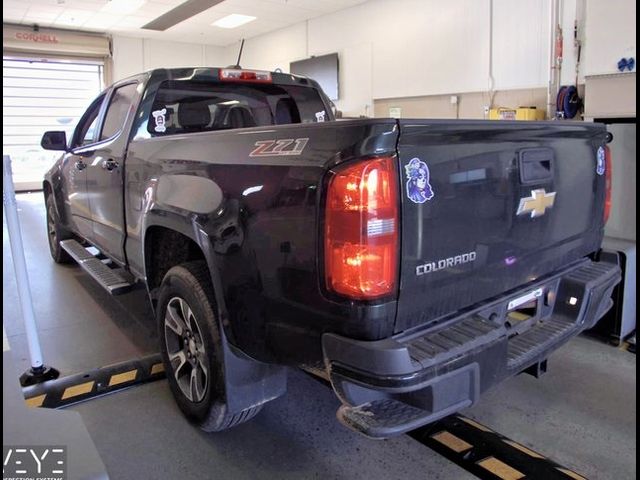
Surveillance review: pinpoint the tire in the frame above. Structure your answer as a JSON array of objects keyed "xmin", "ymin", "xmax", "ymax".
[
  {"xmin": 45, "ymin": 194, "xmax": 72, "ymax": 264},
  {"xmin": 157, "ymin": 260, "xmax": 262, "ymax": 432}
]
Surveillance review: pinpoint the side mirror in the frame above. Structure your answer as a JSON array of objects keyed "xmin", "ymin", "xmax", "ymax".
[{"xmin": 41, "ymin": 131, "xmax": 68, "ymax": 151}]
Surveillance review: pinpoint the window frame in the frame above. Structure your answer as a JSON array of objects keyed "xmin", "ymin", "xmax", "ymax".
[
  {"xmin": 98, "ymin": 81, "xmax": 139, "ymax": 143},
  {"xmin": 70, "ymin": 93, "xmax": 107, "ymax": 150},
  {"xmin": 70, "ymin": 80, "xmax": 140, "ymax": 153}
]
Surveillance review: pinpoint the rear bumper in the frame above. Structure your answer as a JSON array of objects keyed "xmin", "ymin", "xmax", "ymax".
[{"xmin": 322, "ymin": 257, "xmax": 621, "ymax": 437}]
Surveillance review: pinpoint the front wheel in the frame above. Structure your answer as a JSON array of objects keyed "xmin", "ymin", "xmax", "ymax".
[
  {"xmin": 45, "ymin": 194, "xmax": 72, "ymax": 264},
  {"xmin": 157, "ymin": 261, "xmax": 262, "ymax": 431}
]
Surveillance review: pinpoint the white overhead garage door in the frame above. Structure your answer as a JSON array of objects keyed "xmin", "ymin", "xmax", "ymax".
[{"xmin": 3, "ymin": 58, "xmax": 104, "ymax": 190}]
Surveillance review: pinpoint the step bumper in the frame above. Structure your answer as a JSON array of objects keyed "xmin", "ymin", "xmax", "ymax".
[{"xmin": 323, "ymin": 257, "xmax": 621, "ymax": 438}]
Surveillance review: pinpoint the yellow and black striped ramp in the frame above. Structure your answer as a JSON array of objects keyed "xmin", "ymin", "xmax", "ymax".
[
  {"xmin": 22, "ymin": 354, "xmax": 166, "ymax": 409},
  {"xmin": 409, "ymin": 415, "xmax": 588, "ymax": 480}
]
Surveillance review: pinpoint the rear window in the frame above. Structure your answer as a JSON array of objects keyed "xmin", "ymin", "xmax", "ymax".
[{"xmin": 148, "ymin": 80, "xmax": 328, "ymax": 136}]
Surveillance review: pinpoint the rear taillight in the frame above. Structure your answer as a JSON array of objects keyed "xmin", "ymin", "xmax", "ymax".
[
  {"xmin": 604, "ymin": 145, "xmax": 612, "ymax": 224},
  {"xmin": 219, "ymin": 69, "xmax": 272, "ymax": 83},
  {"xmin": 324, "ymin": 157, "xmax": 399, "ymax": 300}
]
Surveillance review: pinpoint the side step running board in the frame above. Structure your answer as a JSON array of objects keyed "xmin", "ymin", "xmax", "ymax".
[{"xmin": 60, "ymin": 239, "xmax": 133, "ymax": 295}]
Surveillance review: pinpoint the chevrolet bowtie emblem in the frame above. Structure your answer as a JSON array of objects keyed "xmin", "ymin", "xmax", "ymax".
[{"xmin": 517, "ymin": 189, "xmax": 556, "ymax": 218}]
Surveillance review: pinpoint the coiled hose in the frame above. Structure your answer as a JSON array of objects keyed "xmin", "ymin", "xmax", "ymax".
[{"xmin": 556, "ymin": 85, "xmax": 582, "ymax": 119}]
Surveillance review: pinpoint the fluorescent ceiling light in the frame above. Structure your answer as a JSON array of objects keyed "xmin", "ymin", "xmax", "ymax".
[
  {"xmin": 102, "ymin": 0, "xmax": 145, "ymax": 15},
  {"xmin": 212, "ymin": 14, "xmax": 256, "ymax": 29}
]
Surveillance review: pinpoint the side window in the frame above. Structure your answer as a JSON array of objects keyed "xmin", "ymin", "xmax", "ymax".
[
  {"xmin": 100, "ymin": 83, "xmax": 138, "ymax": 141},
  {"xmin": 145, "ymin": 80, "xmax": 328, "ymax": 137},
  {"xmin": 284, "ymin": 85, "xmax": 328, "ymax": 123},
  {"xmin": 72, "ymin": 94, "xmax": 106, "ymax": 149},
  {"xmin": 83, "ymin": 116, "xmax": 100, "ymax": 145}
]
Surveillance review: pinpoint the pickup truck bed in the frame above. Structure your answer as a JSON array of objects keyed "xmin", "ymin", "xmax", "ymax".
[{"xmin": 41, "ymin": 67, "xmax": 620, "ymax": 438}]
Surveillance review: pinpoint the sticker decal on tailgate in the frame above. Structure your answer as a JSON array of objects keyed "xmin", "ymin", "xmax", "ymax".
[
  {"xmin": 405, "ymin": 158, "xmax": 434, "ymax": 204},
  {"xmin": 596, "ymin": 146, "xmax": 605, "ymax": 175}
]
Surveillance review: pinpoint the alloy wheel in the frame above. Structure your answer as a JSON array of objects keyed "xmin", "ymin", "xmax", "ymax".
[{"xmin": 164, "ymin": 297, "xmax": 209, "ymax": 402}]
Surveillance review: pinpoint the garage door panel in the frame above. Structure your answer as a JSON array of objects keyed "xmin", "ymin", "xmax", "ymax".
[
  {"xmin": 3, "ymin": 76, "xmax": 100, "ymax": 90},
  {"xmin": 3, "ymin": 96, "xmax": 94, "ymax": 108},
  {"xmin": 3, "ymin": 66, "xmax": 104, "ymax": 81},
  {"xmin": 3, "ymin": 125, "xmax": 77, "ymax": 136},
  {"xmin": 3, "ymin": 86, "xmax": 94, "ymax": 99},
  {"xmin": 4, "ymin": 106, "xmax": 87, "ymax": 117},
  {"xmin": 4, "ymin": 115, "xmax": 78, "ymax": 126},
  {"xmin": 3, "ymin": 58, "xmax": 103, "ymax": 188},
  {"xmin": 3, "ymin": 135, "xmax": 50, "ymax": 147},
  {"xmin": 2, "ymin": 61, "xmax": 102, "ymax": 73}
]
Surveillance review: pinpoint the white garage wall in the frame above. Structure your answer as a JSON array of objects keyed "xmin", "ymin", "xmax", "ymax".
[
  {"xmin": 205, "ymin": 44, "xmax": 233, "ymax": 67},
  {"xmin": 111, "ymin": 36, "xmax": 228, "ymax": 83},
  {"xmin": 143, "ymin": 39, "xmax": 205, "ymax": 70},
  {"xmin": 560, "ymin": 0, "xmax": 583, "ymax": 86},
  {"xmin": 223, "ymin": 0, "xmax": 561, "ymax": 116},
  {"xmin": 109, "ymin": 0, "xmax": 635, "ymax": 114},
  {"xmin": 585, "ymin": 0, "xmax": 636, "ymax": 76},
  {"xmin": 491, "ymin": 0, "xmax": 549, "ymax": 90},
  {"xmin": 605, "ymin": 124, "xmax": 636, "ymax": 242},
  {"xmin": 226, "ymin": 22, "xmax": 308, "ymax": 73},
  {"xmin": 366, "ymin": 0, "xmax": 491, "ymax": 97},
  {"xmin": 112, "ymin": 36, "xmax": 143, "ymax": 81}
]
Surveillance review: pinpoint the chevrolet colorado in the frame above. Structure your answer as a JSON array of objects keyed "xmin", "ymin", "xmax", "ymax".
[{"xmin": 41, "ymin": 67, "xmax": 620, "ymax": 438}]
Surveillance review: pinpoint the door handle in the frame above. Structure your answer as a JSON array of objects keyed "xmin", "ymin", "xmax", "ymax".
[
  {"xmin": 102, "ymin": 159, "xmax": 119, "ymax": 171},
  {"xmin": 75, "ymin": 160, "xmax": 87, "ymax": 171},
  {"xmin": 518, "ymin": 148, "xmax": 554, "ymax": 185}
]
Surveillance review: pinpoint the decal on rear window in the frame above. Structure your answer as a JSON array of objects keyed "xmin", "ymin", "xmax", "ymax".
[
  {"xmin": 152, "ymin": 108, "xmax": 167, "ymax": 133},
  {"xmin": 405, "ymin": 157, "xmax": 434, "ymax": 204},
  {"xmin": 315, "ymin": 111, "xmax": 326, "ymax": 122}
]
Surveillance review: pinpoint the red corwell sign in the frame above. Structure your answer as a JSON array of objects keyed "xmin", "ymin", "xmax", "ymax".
[{"xmin": 15, "ymin": 32, "xmax": 59, "ymax": 43}]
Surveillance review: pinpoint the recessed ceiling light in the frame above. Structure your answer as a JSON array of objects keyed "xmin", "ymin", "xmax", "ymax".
[
  {"xmin": 102, "ymin": 0, "xmax": 145, "ymax": 15},
  {"xmin": 212, "ymin": 14, "xmax": 256, "ymax": 29}
]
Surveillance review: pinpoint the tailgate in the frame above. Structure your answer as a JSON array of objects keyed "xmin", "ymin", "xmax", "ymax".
[{"xmin": 395, "ymin": 120, "xmax": 609, "ymax": 333}]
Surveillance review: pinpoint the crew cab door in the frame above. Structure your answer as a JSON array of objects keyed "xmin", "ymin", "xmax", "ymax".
[
  {"xmin": 61, "ymin": 93, "xmax": 107, "ymax": 239},
  {"xmin": 85, "ymin": 80, "xmax": 141, "ymax": 265}
]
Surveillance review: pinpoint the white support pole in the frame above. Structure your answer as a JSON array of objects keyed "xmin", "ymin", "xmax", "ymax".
[{"xmin": 3, "ymin": 155, "xmax": 44, "ymax": 370}]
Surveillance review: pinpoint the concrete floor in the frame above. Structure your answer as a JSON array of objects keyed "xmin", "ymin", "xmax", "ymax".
[
  {"xmin": 3, "ymin": 193, "xmax": 157, "ymax": 375},
  {"xmin": 3, "ymin": 193, "xmax": 637, "ymax": 479}
]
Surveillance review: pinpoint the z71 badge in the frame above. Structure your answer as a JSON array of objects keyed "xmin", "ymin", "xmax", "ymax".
[{"xmin": 250, "ymin": 138, "xmax": 309, "ymax": 157}]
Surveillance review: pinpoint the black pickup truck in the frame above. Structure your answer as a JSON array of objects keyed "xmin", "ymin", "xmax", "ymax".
[{"xmin": 41, "ymin": 67, "xmax": 620, "ymax": 438}]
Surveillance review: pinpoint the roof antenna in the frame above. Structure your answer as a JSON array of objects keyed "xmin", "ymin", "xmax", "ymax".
[{"xmin": 234, "ymin": 39, "xmax": 245, "ymax": 69}]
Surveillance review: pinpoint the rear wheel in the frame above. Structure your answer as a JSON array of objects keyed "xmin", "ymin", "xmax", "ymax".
[
  {"xmin": 157, "ymin": 261, "xmax": 262, "ymax": 431},
  {"xmin": 45, "ymin": 194, "xmax": 72, "ymax": 264}
]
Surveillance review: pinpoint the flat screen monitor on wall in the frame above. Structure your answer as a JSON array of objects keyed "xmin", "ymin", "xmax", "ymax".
[{"xmin": 290, "ymin": 53, "xmax": 339, "ymax": 101}]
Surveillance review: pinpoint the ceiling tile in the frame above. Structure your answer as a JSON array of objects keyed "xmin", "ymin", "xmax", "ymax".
[
  {"xmin": 24, "ymin": 8, "xmax": 61, "ymax": 22},
  {"xmin": 8, "ymin": 0, "xmax": 368, "ymax": 47},
  {"xmin": 82, "ymin": 12, "xmax": 122, "ymax": 29},
  {"xmin": 113, "ymin": 15, "xmax": 156, "ymax": 28},
  {"xmin": 53, "ymin": 9, "xmax": 95, "ymax": 26},
  {"xmin": 3, "ymin": 6, "xmax": 29, "ymax": 22},
  {"xmin": 60, "ymin": 0, "xmax": 109, "ymax": 11}
]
